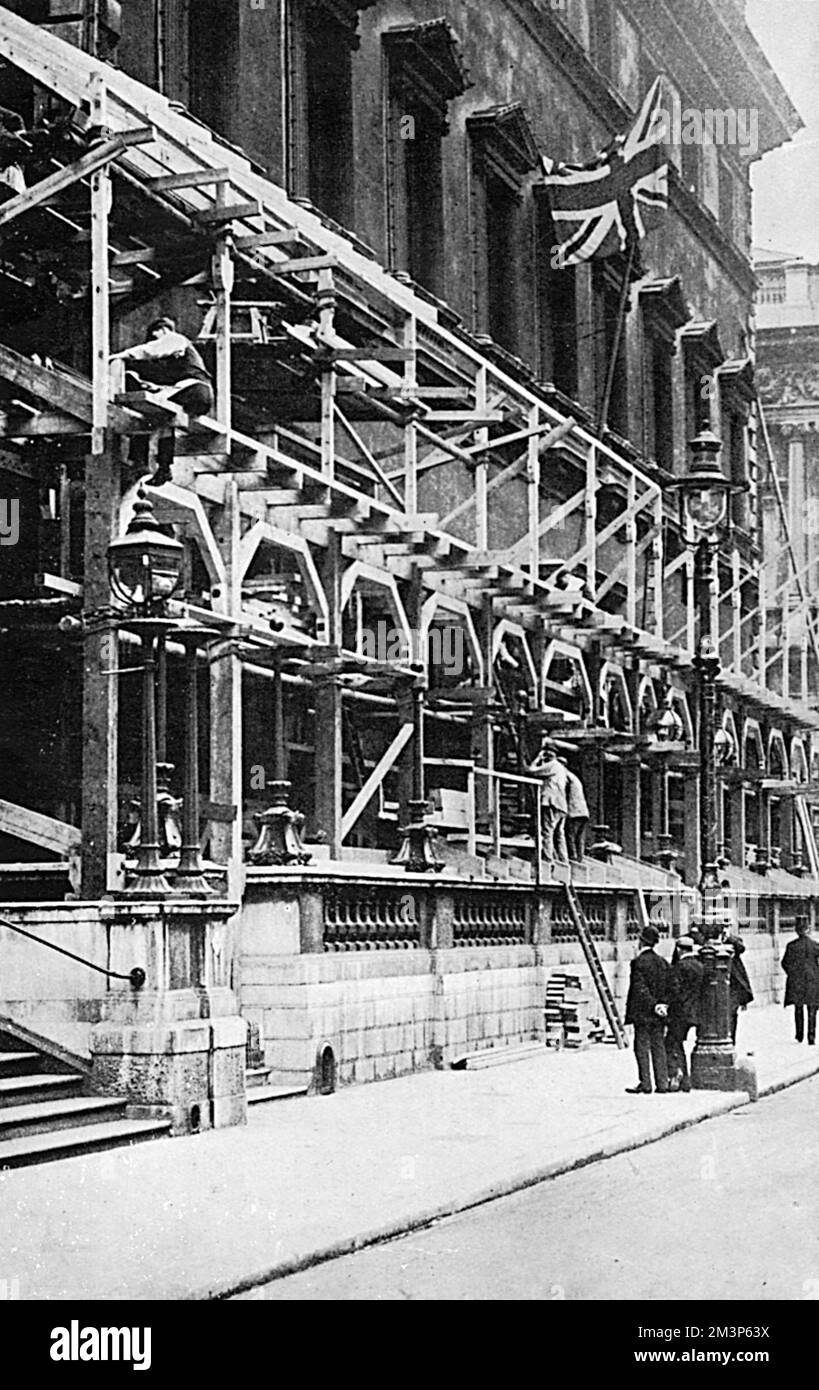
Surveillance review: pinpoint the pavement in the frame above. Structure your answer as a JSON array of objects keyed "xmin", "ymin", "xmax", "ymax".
[{"xmin": 2, "ymin": 1005, "xmax": 818, "ymax": 1302}]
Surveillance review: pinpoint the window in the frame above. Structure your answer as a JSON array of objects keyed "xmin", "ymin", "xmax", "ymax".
[
  {"xmin": 304, "ymin": 18, "xmax": 354, "ymax": 223},
  {"xmin": 536, "ymin": 190, "xmax": 578, "ymax": 396},
  {"xmin": 640, "ymin": 278, "xmax": 688, "ymax": 471},
  {"xmin": 188, "ymin": 0, "xmax": 238, "ymax": 137},
  {"xmin": 594, "ymin": 258, "xmax": 629, "ymax": 435},
  {"xmin": 718, "ymin": 359, "xmax": 755, "ymax": 531},
  {"xmin": 614, "ymin": 8, "xmax": 640, "ymax": 108},
  {"xmin": 718, "ymin": 161, "xmax": 736, "ymax": 243},
  {"xmin": 679, "ymin": 90, "xmax": 700, "ymax": 197},
  {"xmin": 468, "ymin": 105, "xmax": 540, "ymax": 354},
  {"xmin": 286, "ymin": 0, "xmax": 365, "ymax": 226},
  {"xmin": 702, "ymin": 138, "xmax": 720, "ymax": 218},
  {"xmin": 681, "ymin": 321, "xmax": 724, "ymax": 444},
  {"xmin": 591, "ymin": 0, "xmax": 613, "ymax": 77},
  {"xmin": 384, "ymin": 21, "xmax": 469, "ymax": 297}
]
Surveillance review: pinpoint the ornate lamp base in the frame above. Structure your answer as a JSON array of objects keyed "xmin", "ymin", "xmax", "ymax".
[
  {"xmin": 589, "ymin": 825, "xmax": 622, "ymax": 862},
  {"xmin": 247, "ymin": 782, "xmax": 312, "ymax": 867},
  {"xmin": 391, "ymin": 801, "xmax": 445, "ymax": 874},
  {"xmin": 652, "ymin": 834, "xmax": 677, "ymax": 873},
  {"xmin": 690, "ymin": 908, "xmax": 745, "ymax": 1092}
]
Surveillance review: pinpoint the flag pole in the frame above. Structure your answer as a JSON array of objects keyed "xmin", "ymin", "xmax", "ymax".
[{"xmin": 596, "ymin": 238, "xmax": 637, "ymax": 437}]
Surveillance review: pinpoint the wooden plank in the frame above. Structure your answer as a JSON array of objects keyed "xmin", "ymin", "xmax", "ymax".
[
  {"xmin": 1, "ymin": 412, "xmax": 86, "ymax": 437},
  {"xmin": 148, "ymin": 166, "xmax": 231, "ymax": 192},
  {"xmin": 0, "ymin": 127, "xmax": 154, "ymax": 230},
  {"xmin": 111, "ymin": 246, "xmax": 156, "ymax": 266},
  {"xmin": 271, "ymin": 254, "xmax": 336, "ymax": 275},
  {"xmin": 328, "ymin": 348, "xmax": 415, "ymax": 363},
  {"xmin": 0, "ymin": 342, "xmax": 137, "ymax": 432},
  {"xmin": 0, "ymin": 799, "xmax": 80, "ymax": 856},
  {"xmin": 234, "ymin": 228, "xmax": 301, "ymax": 251},
  {"xmin": 80, "ymin": 442, "xmax": 120, "ymax": 896},
  {"xmin": 341, "ymin": 724, "xmax": 414, "ymax": 841},
  {"xmin": 90, "ymin": 74, "xmax": 110, "ymax": 457},
  {"xmin": 197, "ymin": 200, "xmax": 263, "ymax": 225}
]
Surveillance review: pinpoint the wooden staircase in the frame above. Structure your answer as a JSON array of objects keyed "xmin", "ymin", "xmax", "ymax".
[{"xmin": 0, "ymin": 1022, "xmax": 170, "ymax": 1169}]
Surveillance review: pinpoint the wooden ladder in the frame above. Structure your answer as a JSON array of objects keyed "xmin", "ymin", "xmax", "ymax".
[{"xmin": 564, "ymin": 883, "xmax": 628, "ymax": 1049}]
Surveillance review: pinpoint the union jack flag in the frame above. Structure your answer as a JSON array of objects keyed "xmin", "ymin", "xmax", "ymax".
[{"xmin": 542, "ymin": 77, "xmax": 669, "ymax": 270}]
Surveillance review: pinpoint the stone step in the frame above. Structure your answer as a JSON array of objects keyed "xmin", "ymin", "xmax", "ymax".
[
  {"xmin": 247, "ymin": 1084, "xmax": 309, "ymax": 1107},
  {"xmin": 0, "ymin": 1118, "xmax": 172, "ymax": 1170},
  {"xmin": 245, "ymin": 1067, "xmax": 271, "ymax": 1091},
  {"xmin": 0, "ymin": 1095, "xmax": 128, "ymax": 1142},
  {"xmin": 0, "ymin": 1051, "xmax": 41, "ymax": 1077},
  {"xmin": 0, "ymin": 1073, "xmax": 83, "ymax": 1108},
  {"xmin": 450, "ymin": 1042, "xmax": 546, "ymax": 1071}
]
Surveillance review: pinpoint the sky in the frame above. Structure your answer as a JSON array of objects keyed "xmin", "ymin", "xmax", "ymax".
[{"xmin": 746, "ymin": 0, "xmax": 819, "ymax": 261}]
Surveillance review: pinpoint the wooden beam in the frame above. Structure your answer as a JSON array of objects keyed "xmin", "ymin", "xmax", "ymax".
[
  {"xmin": 198, "ymin": 199, "xmax": 263, "ymax": 225},
  {"xmin": 0, "ymin": 127, "xmax": 154, "ymax": 230},
  {"xmin": 270, "ymin": 254, "xmax": 336, "ymax": 275},
  {"xmin": 0, "ymin": 342, "xmax": 137, "ymax": 431},
  {"xmin": 148, "ymin": 166, "xmax": 231, "ymax": 192},
  {"xmin": 341, "ymin": 723, "xmax": 413, "ymax": 841},
  {"xmin": 0, "ymin": 798, "xmax": 80, "ymax": 856},
  {"xmin": 81, "ymin": 445, "xmax": 120, "ymax": 896},
  {"xmin": 233, "ymin": 228, "xmax": 301, "ymax": 251},
  {"xmin": 111, "ymin": 246, "xmax": 156, "ymax": 266},
  {"xmin": 1, "ymin": 412, "xmax": 86, "ymax": 437}
]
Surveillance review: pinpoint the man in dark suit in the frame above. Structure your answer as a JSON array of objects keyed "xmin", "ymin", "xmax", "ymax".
[
  {"xmin": 665, "ymin": 937, "xmax": 703, "ymax": 1092},
  {"xmin": 625, "ymin": 924, "xmax": 671, "ymax": 1094},
  {"xmin": 781, "ymin": 916, "xmax": 819, "ymax": 1044}
]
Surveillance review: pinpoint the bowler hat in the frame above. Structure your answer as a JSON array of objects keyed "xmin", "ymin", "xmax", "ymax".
[{"xmin": 639, "ymin": 925, "xmax": 660, "ymax": 947}]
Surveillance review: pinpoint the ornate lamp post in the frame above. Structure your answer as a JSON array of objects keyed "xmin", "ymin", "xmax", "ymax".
[
  {"xmin": 392, "ymin": 681, "xmax": 444, "ymax": 874},
  {"xmin": 647, "ymin": 693, "xmax": 684, "ymax": 871},
  {"xmin": 665, "ymin": 430, "xmax": 747, "ymax": 1088},
  {"xmin": 108, "ymin": 489, "xmax": 185, "ymax": 896},
  {"xmin": 248, "ymin": 651, "xmax": 311, "ymax": 866},
  {"xmin": 173, "ymin": 620, "xmax": 222, "ymax": 893}
]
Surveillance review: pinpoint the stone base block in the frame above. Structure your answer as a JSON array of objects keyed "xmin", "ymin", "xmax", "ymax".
[
  {"xmin": 691, "ymin": 1043, "xmax": 743, "ymax": 1093},
  {"xmin": 90, "ymin": 1016, "xmax": 247, "ymax": 1135}
]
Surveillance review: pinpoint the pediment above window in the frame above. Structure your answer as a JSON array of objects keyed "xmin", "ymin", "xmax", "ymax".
[
  {"xmin": 680, "ymin": 319, "xmax": 725, "ymax": 373},
  {"xmin": 384, "ymin": 19, "xmax": 471, "ymax": 130},
  {"xmin": 467, "ymin": 103, "xmax": 541, "ymax": 191},
  {"xmin": 640, "ymin": 277, "xmax": 690, "ymax": 347}
]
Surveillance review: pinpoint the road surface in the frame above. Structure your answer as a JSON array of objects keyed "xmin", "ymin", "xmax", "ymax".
[{"xmin": 237, "ymin": 1075, "xmax": 819, "ymax": 1301}]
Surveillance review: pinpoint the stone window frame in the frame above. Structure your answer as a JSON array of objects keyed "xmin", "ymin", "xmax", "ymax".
[
  {"xmin": 382, "ymin": 19, "xmax": 471, "ymax": 296},
  {"xmin": 467, "ymin": 103, "xmax": 541, "ymax": 351}
]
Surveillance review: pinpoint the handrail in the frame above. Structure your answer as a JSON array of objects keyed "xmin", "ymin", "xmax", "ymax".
[{"xmin": 0, "ymin": 917, "xmax": 145, "ymax": 989}]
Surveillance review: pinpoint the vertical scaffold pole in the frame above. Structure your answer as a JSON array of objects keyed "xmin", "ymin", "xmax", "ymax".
[
  {"xmin": 317, "ymin": 267, "xmax": 336, "ymax": 483},
  {"xmin": 625, "ymin": 474, "xmax": 637, "ymax": 629},
  {"xmin": 212, "ymin": 182, "xmax": 234, "ymax": 436},
  {"xmin": 585, "ymin": 442, "xmax": 597, "ymax": 602},
  {"xmin": 403, "ymin": 314, "xmax": 418, "ymax": 516},
  {"xmin": 652, "ymin": 491, "xmax": 664, "ymax": 639},
  {"xmin": 732, "ymin": 549, "xmax": 742, "ymax": 675},
  {"xmin": 474, "ymin": 365, "xmax": 489, "ymax": 551},
  {"xmin": 527, "ymin": 405, "xmax": 540, "ymax": 583},
  {"xmin": 81, "ymin": 73, "xmax": 120, "ymax": 897}
]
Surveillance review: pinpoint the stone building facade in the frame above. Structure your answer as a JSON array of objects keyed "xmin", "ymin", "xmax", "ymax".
[{"xmin": 0, "ymin": 2, "xmax": 812, "ymax": 1126}]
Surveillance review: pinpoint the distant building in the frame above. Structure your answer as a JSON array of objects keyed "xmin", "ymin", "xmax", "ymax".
[{"xmin": 755, "ymin": 251, "xmax": 819, "ymax": 852}]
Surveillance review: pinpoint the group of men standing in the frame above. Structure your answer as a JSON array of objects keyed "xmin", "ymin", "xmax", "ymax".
[
  {"xmin": 624, "ymin": 925, "xmax": 755, "ymax": 1094},
  {"xmin": 529, "ymin": 739, "xmax": 589, "ymax": 864}
]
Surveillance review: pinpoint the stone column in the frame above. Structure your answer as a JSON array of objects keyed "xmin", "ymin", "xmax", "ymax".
[{"xmin": 90, "ymin": 899, "xmax": 247, "ymax": 1133}]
